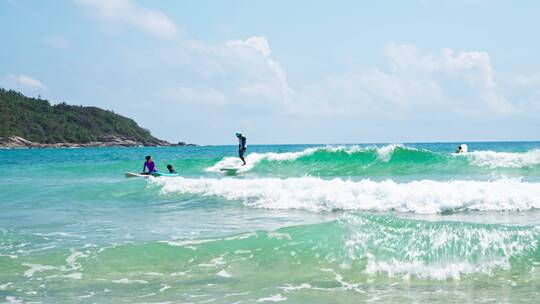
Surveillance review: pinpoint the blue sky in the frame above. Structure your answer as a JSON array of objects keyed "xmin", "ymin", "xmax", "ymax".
[{"xmin": 1, "ymin": 0, "xmax": 539, "ymax": 144}]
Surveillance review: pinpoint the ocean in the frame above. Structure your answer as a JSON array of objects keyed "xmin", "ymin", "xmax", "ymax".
[{"xmin": 0, "ymin": 142, "xmax": 539, "ymax": 303}]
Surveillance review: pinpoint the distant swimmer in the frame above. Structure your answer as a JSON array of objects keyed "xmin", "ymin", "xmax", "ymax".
[
  {"xmin": 166, "ymin": 164, "xmax": 176, "ymax": 174},
  {"xmin": 142, "ymin": 155, "xmax": 157, "ymax": 175},
  {"xmin": 236, "ymin": 132, "xmax": 247, "ymax": 165},
  {"xmin": 455, "ymin": 144, "xmax": 468, "ymax": 153}
]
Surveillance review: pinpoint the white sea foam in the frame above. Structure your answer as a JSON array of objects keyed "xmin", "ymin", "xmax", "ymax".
[
  {"xmin": 364, "ymin": 258, "xmax": 509, "ymax": 280},
  {"xmin": 199, "ymin": 256, "xmax": 227, "ymax": 268},
  {"xmin": 0, "ymin": 282, "xmax": 12, "ymax": 290},
  {"xmin": 78, "ymin": 292, "xmax": 95, "ymax": 299},
  {"xmin": 465, "ymin": 149, "xmax": 540, "ymax": 168},
  {"xmin": 112, "ymin": 278, "xmax": 148, "ymax": 284},
  {"xmin": 217, "ymin": 269, "xmax": 232, "ymax": 278},
  {"xmin": 267, "ymin": 232, "xmax": 292, "ymax": 240},
  {"xmin": 375, "ymin": 144, "xmax": 403, "ymax": 162},
  {"xmin": 5, "ymin": 296, "xmax": 23, "ymax": 304},
  {"xmin": 22, "ymin": 263, "xmax": 56, "ymax": 278},
  {"xmin": 162, "ymin": 238, "xmax": 215, "ymax": 247},
  {"xmin": 65, "ymin": 251, "xmax": 88, "ymax": 270},
  {"xmin": 256, "ymin": 294, "xmax": 287, "ymax": 302},
  {"xmin": 153, "ymin": 177, "xmax": 540, "ymax": 214},
  {"xmin": 159, "ymin": 284, "xmax": 171, "ymax": 292},
  {"xmin": 34, "ymin": 232, "xmax": 77, "ymax": 238},
  {"xmin": 63, "ymin": 272, "xmax": 82, "ymax": 280},
  {"xmin": 343, "ymin": 214, "xmax": 539, "ymax": 280},
  {"xmin": 279, "ymin": 283, "xmax": 312, "ymax": 292}
]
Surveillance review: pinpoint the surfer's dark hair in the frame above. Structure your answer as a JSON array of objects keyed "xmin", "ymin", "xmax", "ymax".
[
  {"xmin": 145, "ymin": 155, "xmax": 152, "ymax": 160},
  {"xmin": 167, "ymin": 164, "xmax": 173, "ymax": 169}
]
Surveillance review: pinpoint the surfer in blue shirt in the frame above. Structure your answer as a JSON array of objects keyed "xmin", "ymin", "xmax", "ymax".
[
  {"xmin": 142, "ymin": 155, "xmax": 157, "ymax": 174},
  {"xmin": 236, "ymin": 132, "xmax": 247, "ymax": 165}
]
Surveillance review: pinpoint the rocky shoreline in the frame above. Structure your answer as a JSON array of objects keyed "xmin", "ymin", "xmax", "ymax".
[{"xmin": 0, "ymin": 136, "xmax": 197, "ymax": 148}]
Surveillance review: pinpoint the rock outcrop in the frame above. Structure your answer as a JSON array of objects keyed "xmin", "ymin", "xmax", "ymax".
[{"xmin": 0, "ymin": 136, "xmax": 197, "ymax": 148}]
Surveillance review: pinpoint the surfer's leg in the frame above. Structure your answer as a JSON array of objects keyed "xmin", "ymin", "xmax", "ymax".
[{"xmin": 239, "ymin": 148, "xmax": 246, "ymax": 165}]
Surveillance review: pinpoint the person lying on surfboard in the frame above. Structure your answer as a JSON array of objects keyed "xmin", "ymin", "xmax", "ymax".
[
  {"xmin": 141, "ymin": 155, "xmax": 157, "ymax": 175},
  {"xmin": 166, "ymin": 164, "xmax": 176, "ymax": 174},
  {"xmin": 236, "ymin": 132, "xmax": 247, "ymax": 166}
]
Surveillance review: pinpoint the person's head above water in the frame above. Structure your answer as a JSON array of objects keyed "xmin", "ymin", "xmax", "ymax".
[
  {"xmin": 235, "ymin": 132, "xmax": 242, "ymax": 137},
  {"xmin": 166, "ymin": 164, "xmax": 175, "ymax": 173},
  {"xmin": 145, "ymin": 155, "xmax": 152, "ymax": 162}
]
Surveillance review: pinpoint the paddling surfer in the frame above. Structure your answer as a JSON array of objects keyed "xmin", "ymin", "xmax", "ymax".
[{"xmin": 166, "ymin": 164, "xmax": 177, "ymax": 173}]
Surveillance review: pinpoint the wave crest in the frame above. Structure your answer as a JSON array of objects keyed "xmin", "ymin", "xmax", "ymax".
[{"xmin": 206, "ymin": 145, "xmax": 540, "ymax": 177}]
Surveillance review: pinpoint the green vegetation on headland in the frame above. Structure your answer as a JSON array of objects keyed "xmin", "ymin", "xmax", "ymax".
[{"xmin": 0, "ymin": 88, "xmax": 189, "ymax": 147}]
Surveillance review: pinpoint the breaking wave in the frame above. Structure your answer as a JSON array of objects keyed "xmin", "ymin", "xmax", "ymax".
[
  {"xmin": 206, "ymin": 145, "xmax": 540, "ymax": 177},
  {"xmin": 152, "ymin": 176, "xmax": 540, "ymax": 214}
]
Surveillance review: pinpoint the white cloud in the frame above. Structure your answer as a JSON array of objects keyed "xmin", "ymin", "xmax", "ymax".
[
  {"xmin": 385, "ymin": 44, "xmax": 511, "ymax": 113},
  {"xmin": 1, "ymin": 74, "xmax": 47, "ymax": 91},
  {"xmin": 117, "ymin": 36, "xmax": 540, "ymax": 131},
  {"xmin": 73, "ymin": 2, "xmax": 289, "ymax": 107},
  {"xmin": 292, "ymin": 44, "xmax": 516, "ymax": 117},
  {"xmin": 225, "ymin": 36, "xmax": 291, "ymax": 103},
  {"xmin": 153, "ymin": 36, "xmax": 291, "ymax": 107},
  {"xmin": 226, "ymin": 36, "xmax": 272, "ymax": 57},
  {"xmin": 75, "ymin": 0, "xmax": 178, "ymax": 40},
  {"xmin": 157, "ymin": 41, "xmax": 519, "ymax": 119},
  {"xmin": 43, "ymin": 35, "xmax": 70, "ymax": 49}
]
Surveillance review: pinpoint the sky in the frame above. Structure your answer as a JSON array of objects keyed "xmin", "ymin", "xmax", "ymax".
[{"xmin": 1, "ymin": 0, "xmax": 539, "ymax": 145}]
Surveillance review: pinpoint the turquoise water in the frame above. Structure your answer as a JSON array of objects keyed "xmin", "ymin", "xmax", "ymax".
[{"xmin": 1, "ymin": 142, "xmax": 540, "ymax": 303}]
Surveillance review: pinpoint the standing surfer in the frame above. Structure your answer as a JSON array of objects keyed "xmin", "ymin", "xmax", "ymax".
[{"xmin": 236, "ymin": 132, "xmax": 247, "ymax": 165}]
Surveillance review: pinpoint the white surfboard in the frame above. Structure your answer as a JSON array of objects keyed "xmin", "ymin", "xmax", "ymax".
[
  {"xmin": 220, "ymin": 167, "xmax": 240, "ymax": 175},
  {"xmin": 125, "ymin": 172, "xmax": 150, "ymax": 178}
]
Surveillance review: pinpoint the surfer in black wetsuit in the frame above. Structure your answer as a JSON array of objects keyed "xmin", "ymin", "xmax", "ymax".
[
  {"xmin": 166, "ymin": 164, "xmax": 176, "ymax": 173},
  {"xmin": 236, "ymin": 132, "xmax": 247, "ymax": 165}
]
